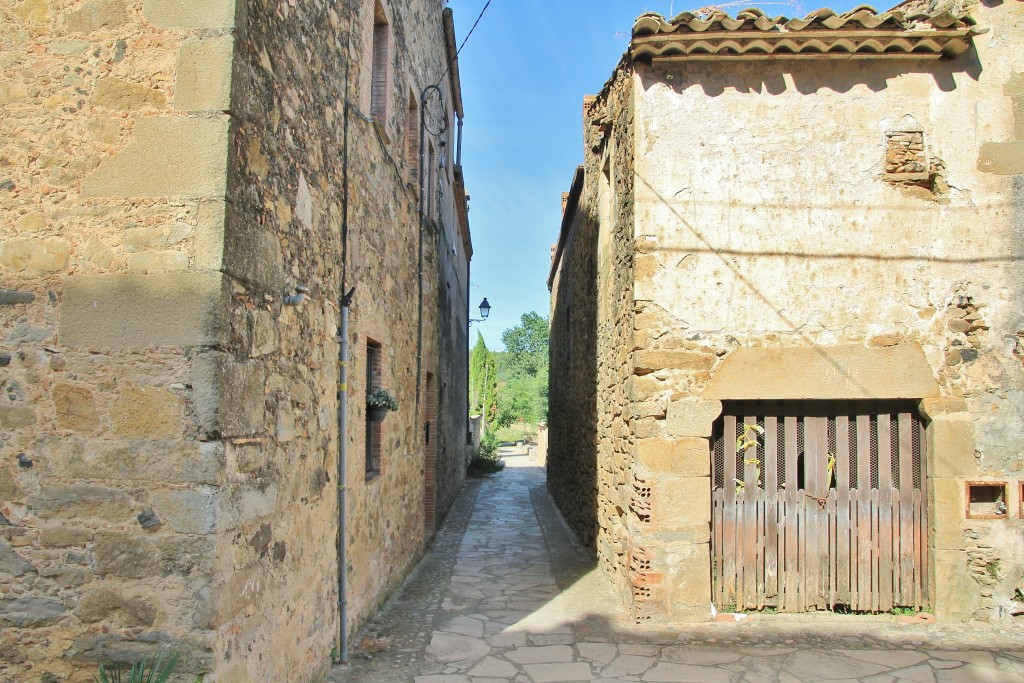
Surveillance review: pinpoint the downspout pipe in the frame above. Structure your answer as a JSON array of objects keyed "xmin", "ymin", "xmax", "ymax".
[
  {"xmin": 336, "ymin": 0, "xmax": 355, "ymax": 662},
  {"xmin": 337, "ymin": 286, "xmax": 355, "ymax": 664},
  {"xmin": 457, "ymin": 117, "xmax": 463, "ymax": 168}
]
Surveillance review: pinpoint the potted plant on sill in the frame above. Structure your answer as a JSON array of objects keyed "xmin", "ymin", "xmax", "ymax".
[{"xmin": 366, "ymin": 388, "xmax": 398, "ymax": 423}]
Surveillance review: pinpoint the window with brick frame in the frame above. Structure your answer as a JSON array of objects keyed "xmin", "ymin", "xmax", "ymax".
[
  {"xmin": 426, "ymin": 141, "xmax": 435, "ymax": 218},
  {"xmin": 406, "ymin": 91, "xmax": 419, "ymax": 186},
  {"xmin": 365, "ymin": 340, "xmax": 383, "ymax": 478},
  {"xmin": 423, "ymin": 372, "xmax": 437, "ymax": 533},
  {"xmin": 370, "ymin": 1, "xmax": 390, "ymax": 122}
]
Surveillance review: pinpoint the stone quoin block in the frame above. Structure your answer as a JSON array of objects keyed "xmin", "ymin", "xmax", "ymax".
[
  {"xmin": 215, "ymin": 566, "xmax": 268, "ymax": 624},
  {"xmin": 27, "ymin": 484, "xmax": 135, "ymax": 522},
  {"xmin": 932, "ymin": 549, "xmax": 981, "ymax": 621},
  {"xmin": 928, "ymin": 477, "xmax": 965, "ymax": 551},
  {"xmin": 125, "ymin": 222, "xmax": 191, "ymax": 252},
  {"xmin": 665, "ymin": 398, "xmax": 722, "ymax": 438},
  {"xmin": 663, "ymin": 542, "xmax": 712, "ymax": 615},
  {"xmin": 175, "ymin": 36, "xmax": 234, "ymax": 112},
  {"xmin": 928, "ymin": 414, "xmax": 977, "ymax": 479},
  {"xmin": 142, "ymin": 0, "xmax": 236, "ymax": 28},
  {"xmin": 194, "ymin": 200, "xmax": 226, "ymax": 272},
  {"xmin": 127, "ymin": 250, "xmax": 189, "ymax": 273},
  {"xmin": 60, "ymin": 272, "xmax": 227, "ymax": 349},
  {"xmin": 648, "ymin": 477, "xmax": 711, "ymax": 540},
  {"xmin": 634, "ymin": 437, "xmax": 710, "ymax": 478},
  {"xmin": 34, "ymin": 435, "xmax": 224, "ymax": 485},
  {"xmin": 93, "ymin": 532, "xmax": 215, "ymax": 578},
  {"xmin": 150, "ymin": 488, "xmax": 218, "ymax": 534},
  {"xmin": 191, "ymin": 352, "xmax": 267, "ymax": 437},
  {"xmin": 82, "ymin": 116, "xmax": 229, "ymax": 197}
]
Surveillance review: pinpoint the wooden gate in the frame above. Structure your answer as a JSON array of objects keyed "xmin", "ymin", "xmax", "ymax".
[{"xmin": 711, "ymin": 400, "xmax": 928, "ymax": 613}]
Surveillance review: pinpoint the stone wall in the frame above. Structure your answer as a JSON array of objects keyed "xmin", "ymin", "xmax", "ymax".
[
  {"xmin": 1, "ymin": 0, "xmax": 232, "ymax": 677},
  {"xmin": 548, "ymin": 66, "xmax": 646, "ymax": 621},
  {"xmin": 627, "ymin": 0, "xmax": 1024, "ymax": 621},
  {"xmin": 550, "ymin": 0, "xmax": 1024, "ymax": 623},
  {"xmin": 0, "ymin": 0, "xmax": 469, "ymax": 679},
  {"xmin": 548, "ymin": 165, "xmax": 600, "ymax": 560}
]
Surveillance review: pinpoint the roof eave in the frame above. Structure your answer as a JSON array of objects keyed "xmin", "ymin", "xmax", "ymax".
[
  {"xmin": 548, "ymin": 166, "xmax": 585, "ymax": 292},
  {"xmin": 631, "ymin": 29, "xmax": 976, "ymax": 61}
]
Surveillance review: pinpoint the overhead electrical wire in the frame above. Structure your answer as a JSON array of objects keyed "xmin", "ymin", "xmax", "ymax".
[{"xmin": 435, "ymin": 0, "xmax": 493, "ymax": 88}]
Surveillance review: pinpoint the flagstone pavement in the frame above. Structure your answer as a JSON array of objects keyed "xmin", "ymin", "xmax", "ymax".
[{"xmin": 330, "ymin": 447, "xmax": 1024, "ymax": 683}]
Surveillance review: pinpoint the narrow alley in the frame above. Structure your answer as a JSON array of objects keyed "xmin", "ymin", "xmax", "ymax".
[{"xmin": 332, "ymin": 448, "xmax": 1024, "ymax": 683}]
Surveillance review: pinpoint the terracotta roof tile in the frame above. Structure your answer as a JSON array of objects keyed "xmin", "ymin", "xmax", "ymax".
[{"xmin": 631, "ymin": 5, "xmax": 980, "ymax": 61}]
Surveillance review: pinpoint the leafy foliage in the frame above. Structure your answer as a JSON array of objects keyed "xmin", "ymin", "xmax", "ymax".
[
  {"xmin": 479, "ymin": 428, "xmax": 499, "ymax": 458},
  {"xmin": 500, "ymin": 311, "xmax": 548, "ymax": 379},
  {"xmin": 494, "ymin": 312, "xmax": 549, "ymax": 427},
  {"xmin": 366, "ymin": 388, "xmax": 398, "ymax": 411},
  {"xmin": 468, "ymin": 332, "xmax": 498, "ymax": 422},
  {"xmin": 467, "ymin": 429, "xmax": 504, "ymax": 477},
  {"xmin": 93, "ymin": 651, "xmax": 183, "ymax": 683}
]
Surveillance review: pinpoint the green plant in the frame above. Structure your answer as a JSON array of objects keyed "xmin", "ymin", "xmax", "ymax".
[
  {"xmin": 468, "ymin": 429, "xmax": 504, "ymax": 477},
  {"xmin": 94, "ymin": 651, "xmax": 181, "ymax": 683},
  {"xmin": 479, "ymin": 429, "xmax": 499, "ymax": 458},
  {"xmin": 891, "ymin": 606, "xmax": 917, "ymax": 616},
  {"xmin": 733, "ymin": 424, "xmax": 763, "ymax": 493},
  {"xmin": 467, "ymin": 448, "xmax": 505, "ymax": 477},
  {"xmin": 366, "ymin": 388, "xmax": 398, "ymax": 412}
]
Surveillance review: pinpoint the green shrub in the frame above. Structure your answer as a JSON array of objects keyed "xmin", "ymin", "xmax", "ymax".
[
  {"xmin": 479, "ymin": 429, "xmax": 499, "ymax": 457},
  {"xmin": 468, "ymin": 429, "xmax": 504, "ymax": 477},
  {"xmin": 94, "ymin": 651, "xmax": 183, "ymax": 683}
]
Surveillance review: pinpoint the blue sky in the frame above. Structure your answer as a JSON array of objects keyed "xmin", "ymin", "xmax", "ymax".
[{"xmin": 452, "ymin": 0, "xmax": 865, "ymax": 349}]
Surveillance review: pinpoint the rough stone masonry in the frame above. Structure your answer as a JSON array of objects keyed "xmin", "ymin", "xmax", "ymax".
[
  {"xmin": 549, "ymin": 0, "xmax": 1024, "ymax": 626},
  {"xmin": 0, "ymin": 0, "xmax": 472, "ymax": 680}
]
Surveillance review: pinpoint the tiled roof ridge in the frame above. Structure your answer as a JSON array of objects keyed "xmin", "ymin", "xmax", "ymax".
[
  {"xmin": 633, "ymin": 5, "xmax": 977, "ymax": 35},
  {"xmin": 631, "ymin": 4, "xmax": 981, "ymax": 60}
]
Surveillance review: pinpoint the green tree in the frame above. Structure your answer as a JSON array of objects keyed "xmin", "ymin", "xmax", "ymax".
[
  {"xmin": 469, "ymin": 332, "xmax": 497, "ymax": 427},
  {"xmin": 495, "ymin": 312, "xmax": 549, "ymax": 426},
  {"xmin": 501, "ymin": 311, "xmax": 548, "ymax": 378}
]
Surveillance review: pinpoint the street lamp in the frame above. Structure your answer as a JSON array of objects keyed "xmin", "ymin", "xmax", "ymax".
[{"xmin": 470, "ymin": 298, "xmax": 491, "ymax": 324}]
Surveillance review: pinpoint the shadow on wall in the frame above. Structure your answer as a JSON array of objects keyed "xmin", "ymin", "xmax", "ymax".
[
  {"xmin": 632, "ymin": 169, "xmax": 1024, "ymax": 397},
  {"xmin": 639, "ymin": 46, "xmax": 982, "ymax": 96},
  {"xmin": 532, "ymin": 470, "xmax": 1021, "ymax": 669},
  {"xmin": 547, "ymin": 200, "xmax": 601, "ymax": 555}
]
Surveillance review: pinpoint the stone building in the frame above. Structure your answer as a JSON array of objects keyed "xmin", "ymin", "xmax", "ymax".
[
  {"xmin": 549, "ymin": 1, "xmax": 1024, "ymax": 624},
  {"xmin": 0, "ymin": 0, "xmax": 472, "ymax": 680}
]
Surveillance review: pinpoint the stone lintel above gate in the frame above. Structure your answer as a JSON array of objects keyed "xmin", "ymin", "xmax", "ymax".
[{"xmin": 702, "ymin": 344, "xmax": 939, "ymax": 401}]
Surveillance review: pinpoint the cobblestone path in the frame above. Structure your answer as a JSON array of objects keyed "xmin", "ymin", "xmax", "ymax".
[{"xmin": 331, "ymin": 448, "xmax": 1024, "ymax": 683}]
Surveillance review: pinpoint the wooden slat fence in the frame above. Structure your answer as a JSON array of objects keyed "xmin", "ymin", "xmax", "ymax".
[{"xmin": 712, "ymin": 400, "xmax": 928, "ymax": 613}]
